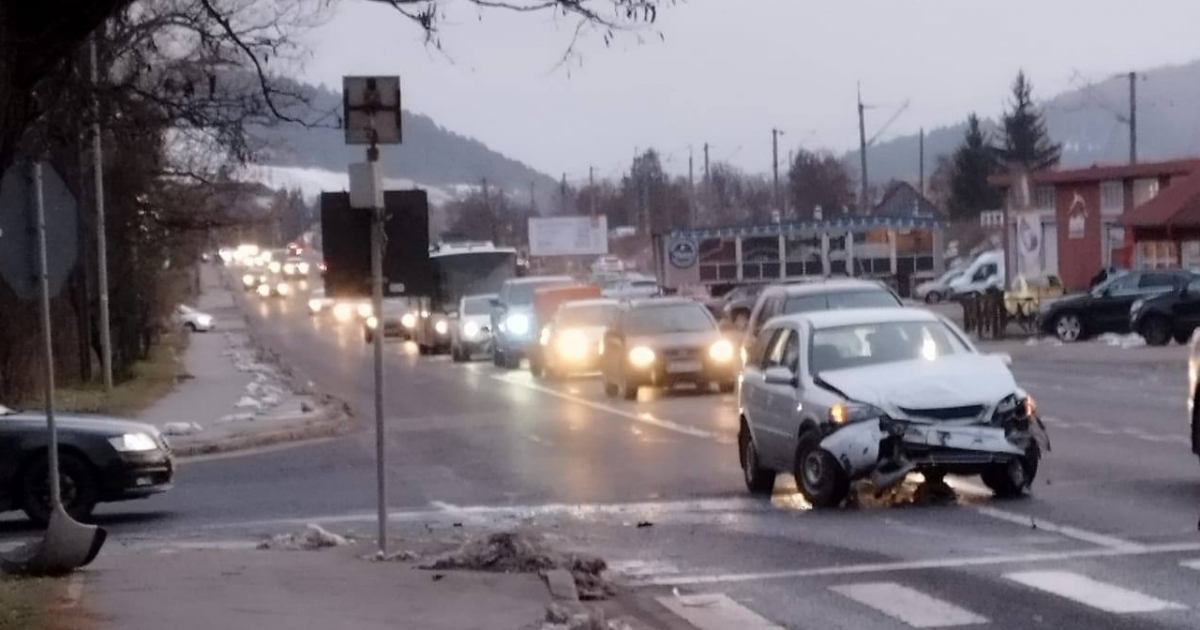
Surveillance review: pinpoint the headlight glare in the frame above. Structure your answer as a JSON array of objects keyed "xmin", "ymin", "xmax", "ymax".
[
  {"xmin": 357, "ymin": 303, "xmax": 373, "ymax": 319},
  {"xmin": 401, "ymin": 313, "xmax": 417, "ymax": 328},
  {"xmin": 628, "ymin": 346, "xmax": 655, "ymax": 368},
  {"xmin": 708, "ymin": 339, "xmax": 734, "ymax": 362},
  {"xmin": 334, "ymin": 303, "xmax": 353, "ymax": 321},
  {"xmin": 435, "ymin": 320, "xmax": 449, "ymax": 335},
  {"xmin": 366, "ymin": 316, "xmax": 379, "ymax": 329},
  {"xmin": 506, "ymin": 313, "xmax": 530, "ymax": 336},
  {"xmin": 109, "ymin": 433, "xmax": 159, "ymax": 452},
  {"xmin": 557, "ymin": 330, "xmax": 590, "ymax": 360},
  {"xmin": 463, "ymin": 321, "xmax": 480, "ymax": 338}
]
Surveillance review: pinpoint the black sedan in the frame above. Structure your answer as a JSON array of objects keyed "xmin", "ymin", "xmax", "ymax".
[
  {"xmin": 1037, "ymin": 269, "xmax": 1198, "ymax": 342},
  {"xmin": 0, "ymin": 405, "xmax": 174, "ymax": 525},
  {"xmin": 602, "ymin": 298, "xmax": 738, "ymax": 400}
]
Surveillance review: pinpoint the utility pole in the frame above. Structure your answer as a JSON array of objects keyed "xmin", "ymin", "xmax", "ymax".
[
  {"xmin": 771, "ymin": 128, "xmax": 782, "ymax": 214},
  {"xmin": 588, "ymin": 166, "xmax": 596, "ymax": 218},
  {"xmin": 528, "ymin": 181, "xmax": 535, "ymax": 212},
  {"xmin": 90, "ymin": 35, "xmax": 113, "ymax": 393},
  {"xmin": 1128, "ymin": 71, "xmax": 1138, "ymax": 164},
  {"xmin": 688, "ymin": 148, "xmax": 695, "ymax": 226},
  {"xmin": 857, "ymin": 83, "xmax": 869, "ymax": 212},
  {"xmin": 560, "ymin": 172, "xmax": 568, "ymax": 215},
  {"xmin": 786, "ymin": 149, "xmax": 794, "ymax": 216},
  {"xmin": 918, "ymin": 127, "xmax": 926, "ymax": 197},
  {"xmin": 482, "ymin": 177, "xmax": 497, "ymax": 244}
]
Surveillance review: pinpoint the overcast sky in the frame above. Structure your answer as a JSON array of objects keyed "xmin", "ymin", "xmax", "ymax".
[{"xmin": 299, "ymin": 0, "xmax": 1200, "ymax": 183}]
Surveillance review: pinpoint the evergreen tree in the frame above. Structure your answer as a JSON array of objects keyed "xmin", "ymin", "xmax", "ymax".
[
  {"xmin": 995, "ymin": 71, "xmax": 1062, "ymax": 170},
  {"xmin": 949, "ymin": 114, "xmax": 1002, "ymax": 219}
]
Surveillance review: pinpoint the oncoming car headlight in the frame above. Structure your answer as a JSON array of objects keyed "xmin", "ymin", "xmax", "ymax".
[
  {"xmin": 366, "ymin": 316, "xmax": 379, "ymax": 329},
  {"xmin": 628, "ymin": 346, "xmax": 655, "ymax": 368},
  {"xmin": 708, "ymin": 339, "xmax": 734, "ymax": 362},
  {"xmin": 109, "ymin": 433, "xmax": 159, "ymax": 452},
  {"xmin": 242, "ymin": 274, "xmax": 255, "ymax": 286},
  {"xmin": 401, "ymin": 312, "xmax": 417, "ymax": 329},
  {"xmin": 333, "ymin": 303, "xmax": 353, "ymax": 321},
  {"xmin": 557, "ymin": 330, "xmax": 590, "ymax": 360},
  {"xmin": 298, "ymin": 262, "xmax": 310, "ymax": 274},
  {"xmin": 256, "ymin": 284, "xmax": 270, "ymax": 297},
  {"xmin": 829, "ymin": 401, "xmax": 882, "ymax": 425},
  {"xmin": 435, "ymin": 320, "xmax": 450, "ymax": 335},
  {"xmin": 283, "ymin": 263, "xmax": 296, "ymax": 275},
  {"xmin": 506, "ymin": 313, "xmax": 530, "ymax": 336},
  {"xmin": 357, "ymin": 303, "xmax": 373, "ymax": 319},
  {"xmin": 268, "ymin": 261, "xmax": 281, "ymax": 273},
  {"xmin": 308, "ymin": 299, "xmax": 322, "ymax": 313},
  {"xmin": 276, "ymin": 283, "xmax": 290, "ymax": 296},
  {"xmin": 463, "ymin": 321, "xmax": 481, "ymax": 339}
]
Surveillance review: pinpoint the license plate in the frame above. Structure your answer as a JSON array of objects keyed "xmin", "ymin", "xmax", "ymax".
[{"xmin": 667, "ymin": 360, "xmax": 702, "ymax": 374}]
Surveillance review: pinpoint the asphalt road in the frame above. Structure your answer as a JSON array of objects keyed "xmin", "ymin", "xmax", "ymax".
[{"xmin": 6, "ymin": 275, "xmax": 1200, "ymax": 629}]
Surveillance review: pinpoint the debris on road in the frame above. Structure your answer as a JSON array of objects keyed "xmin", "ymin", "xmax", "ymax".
[
  {"xmin": 257, "ymin": 524, "xmax": 351, "ymax": 551},
  {"xmin": 162, "ymin": 422, "xmax": 203, "ymax": 436},
  {"xmin": 537, "ymin": 604, "xmax": 634, "ymax": 630},
  {"xmin": 421, "ymin": 532, "xmax": 616, "ymax": 600},
  {"xmin": 635, "ymin": 521, "xmax": 653, "ymax": 528},
  {"xmin": 365, "ymin": 549, "xmax": 421, "ymax": 562},
  {"xmin": 1097, "ymin": 332, "xmax": 1146, "ymax": 349}
]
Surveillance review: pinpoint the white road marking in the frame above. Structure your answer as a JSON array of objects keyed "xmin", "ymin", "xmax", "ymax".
[
  {"xmin": 608, "ymin": 560, "xmax": 682, "ymax": 578},
  {"xmin": 830, "ymin": 582, "xmax": 988, "ymax": 628},
  {"xmin": 635, "ymin": 540, "xmax": 1200, "ymax": 587},
  {"xmin": 1180, "ymin": 559, "xmax": 1200, "ymax": 571},
  {"xmin": 488, "ymin": 371, "xmax": 728, "ymax": 442},
  {"xmin": 656, "ymin": 593, "xmax": 785, "ymax": 630},
  {"xmin": 1005, "ymin": 571, "xmax": 1187, "ymax": 613},
  {"xmin": 974, "ymin": 506, "xmax": 1145, "ymax": 551}
]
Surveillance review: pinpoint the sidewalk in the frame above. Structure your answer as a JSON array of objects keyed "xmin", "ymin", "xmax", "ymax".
[{"xmin": 137, "ymin": 265, "xmax": 351, "ymax": 457}]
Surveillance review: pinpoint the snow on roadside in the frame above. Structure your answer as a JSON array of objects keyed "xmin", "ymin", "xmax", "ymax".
[
  {"xmin": 257, "ymin": 524, "xmax": 351, "ymax": 551},
  {"xmin": 1096, "ymin": 332, "xmax": 1147, "ymax": 349},
  {"xmin": 219, "ymin": 337, "xmax": 296, "ymax": 422}
]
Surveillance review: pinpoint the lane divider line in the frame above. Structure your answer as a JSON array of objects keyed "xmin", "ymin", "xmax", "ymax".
[{"xmin": 974, "ymin": 506, "xmax": 1145, "ymax": 551}]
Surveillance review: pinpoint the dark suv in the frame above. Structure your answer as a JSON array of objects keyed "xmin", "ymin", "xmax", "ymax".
[
  {"xmin": 1130, "ymin": 276, "xmax": 1200, "ymax": 345},
  {"xmin": 1038, "ymin": 269, "xmax": 1199, "ymax": 342},
  {"xmin": 740, "ymin": 279, "xmax": 904, "ymax": 351}
]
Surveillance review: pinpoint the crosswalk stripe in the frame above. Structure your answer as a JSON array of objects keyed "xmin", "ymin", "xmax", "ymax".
[
  {"xmin": 656, "ymin": 593, "xmax": 784, "ymax": 630},
  {"xmin": 1005, "ymin": 571, "xmax": 1186, "ymax": 613},
  {"xmin": 829, "ymin": 582, "xmax": 988, "ymax": 628}
]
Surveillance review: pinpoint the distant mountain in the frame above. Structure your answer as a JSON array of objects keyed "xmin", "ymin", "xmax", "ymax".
[
  {"xmin": 846, "ymin": 59, "xmax": 1200, "ymax": 185},
  {"xmin": 251, "ymin": 80, "xmax": 557, "ymax": 198}
]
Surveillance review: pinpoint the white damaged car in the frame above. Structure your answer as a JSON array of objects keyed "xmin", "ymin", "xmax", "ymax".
[{"xmin": 738, "ymin": 307, "xmax": 1049, "ymax": 507}]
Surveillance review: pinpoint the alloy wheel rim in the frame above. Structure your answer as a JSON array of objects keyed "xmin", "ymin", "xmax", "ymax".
[
  {"xmin": 1057, "ymin": 315, "xmax": 1081, "ymax": 340},
  {"xmin": 803, "ymin": 451, "xmax": 824, "ymax": 487}
]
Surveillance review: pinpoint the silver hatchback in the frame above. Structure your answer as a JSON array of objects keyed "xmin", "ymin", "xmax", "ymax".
[{"xmin": 737, "ymin": 307, "xmax": 1048, "ymax": 507}]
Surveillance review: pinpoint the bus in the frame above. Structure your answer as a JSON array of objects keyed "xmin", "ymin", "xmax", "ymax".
[{"xmin": 406, "ymin": 241, "xmax": 521, "ymax": 354}]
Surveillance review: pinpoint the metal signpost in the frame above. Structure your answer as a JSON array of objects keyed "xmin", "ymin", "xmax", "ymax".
[{"xmin": 343, "ymin": 75, "xmax": 402, "ymax": 556}]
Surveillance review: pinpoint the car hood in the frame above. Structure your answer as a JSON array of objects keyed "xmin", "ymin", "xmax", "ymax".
[
  {"xmin": 816, "ymin": 354, "xmax": 1017, "ymax": 415},
  {"xmin": 628, "ymin": 330, "xmax": 721, "ymax": 349},
  {"xmin": 3, "ymin": 412, "xmax": 160, "ymax": 437},
  {"xmin": 557, "ymin": 325, "xmax": 608, "ymax": 342}
]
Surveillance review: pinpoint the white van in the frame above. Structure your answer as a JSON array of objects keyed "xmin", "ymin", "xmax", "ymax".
[{"xmin": 947, "ymin": 250, "xmax": 1005, "ymax": 297}]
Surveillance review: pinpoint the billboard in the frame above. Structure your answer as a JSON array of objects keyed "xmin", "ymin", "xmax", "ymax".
[{"xmin": 528, "ymin": 216, "xmax": 608, "ymax": 257}]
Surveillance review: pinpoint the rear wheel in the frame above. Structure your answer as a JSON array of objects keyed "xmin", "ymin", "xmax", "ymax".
[
  {"xmin": 20, "ymin": 453, "xmax": 98, "ymax": 526},
  {"xmin": 925, "ymin": 291, "xmax": 943, "ymax": 304},
  {"xmin": 739, "ymin": 423, "xmax": 775, "ymax": 495},
  {"xmin": 1139, "ymin": 315, "xmax": 1171, "ymax": 346},
  {"xmin": 185, "ymin": 322, "xmax": 198, "ymax": 332},
  {"xmin": 1053, "ymin": 312, "xmax": 1083, "ymax": 343},
  {"xmin": 794, "ymin": 432, "xmax": 849, "ymax": 508},
  {"xmin": 981, "ymin": 445, "xmax": 1040, "ymax": 498}
]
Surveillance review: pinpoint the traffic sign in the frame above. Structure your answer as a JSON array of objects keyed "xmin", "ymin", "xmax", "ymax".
[
  {"xmin": 0, "ymin": 161, "xmax": 79, "ymax": 299},
  {"xmin": 343, "ymin": 76, "xmax": 402, "ymax": 145}
]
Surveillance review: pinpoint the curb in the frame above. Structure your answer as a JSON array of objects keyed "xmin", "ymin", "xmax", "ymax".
[{"xmin": 172, "ymin": 401, "xmax": 356, "ymax": 460}]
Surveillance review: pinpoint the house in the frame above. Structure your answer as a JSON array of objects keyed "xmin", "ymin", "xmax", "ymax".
[{"xmin": 991, "ymin": 159, "xmax": 1200, "ymax": 291}]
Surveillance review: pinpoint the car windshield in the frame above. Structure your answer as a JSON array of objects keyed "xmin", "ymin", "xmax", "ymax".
[
  {"xmin": 785, "ymin": 290, "xmax": 900, "ymax": 314},
  {"xmin": 627, "ymin": 304, "xmax": 714, "ymax": 335},
  {"xmin": 508, "ymin": 280, "xmax": 575, "ymax": 305},
  {"xmin": 558, "ymin": 304, "xmax": 617, "ymax": 327},
  {"xmin": 462, "ymin": 296, "xmax": 493, "ymax": 315},
  {"xmin": 810, "ymin": 320, "xmax": 971, "ymax": 374}
]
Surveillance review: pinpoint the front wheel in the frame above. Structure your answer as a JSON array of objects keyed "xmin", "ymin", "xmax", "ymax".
[
  {"xmin": 1053, "ymin": 312, "xmax": 1083, "ymax": 343},
  {"xmin": 739, "ymin": 424, "xmax": 775, "ymax": 495},
  {"xmin": 794, "ymin": 432, "xmax": 849, "ymax": 508},
  {"xmin": 20, "ymin": 453, "xmax": 98, "ymax": 526},
  {"xmin": 1139, "ymin": 315, "xmax": 1171, "ymax": 346},
  {"xmin": 981, "ymin": 446, "xmax": 1040, "ymax": 498},
  {"xmin": 924, "ymin": 291, "xmax": 942, "ymax": 304}
]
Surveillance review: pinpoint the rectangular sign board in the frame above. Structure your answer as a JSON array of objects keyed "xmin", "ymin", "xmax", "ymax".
[
  {"xmin": 320, "ymin": 190, "xmax": 434, "ymax": 298},
  {"xmin": 343, "ymin": 75, "xmax": 402, "ymax": 145},
  {"xmin": 528, "ymin": 215, "xmax": 609, "ymax": 257}
]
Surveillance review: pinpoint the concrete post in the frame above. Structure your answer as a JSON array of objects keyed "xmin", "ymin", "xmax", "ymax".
[
  {"xmin": 845, "ymin": 230, "xmax": 855, "ymax": 277},
  {"xmin": 820, "ymin": 232, "xmax": 831, "ymax": 277},
  {"xmin": 734, "ymin": 236, "xmax": 744, "ymax": 281},
  {"xmin": 778, "ymin": 233, "xmax": 787, "ymax": 279},
  {"xmin": 888, "ymin": 228, "xmax": 898, "ymax": 275}
]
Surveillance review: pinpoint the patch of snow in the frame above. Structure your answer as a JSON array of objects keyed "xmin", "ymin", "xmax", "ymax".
[
  {"xmin": 258, "ymin": 524, "xmax": 351, "ymax": 551},
  {"xmin": 162, "ymin": 422, "xmax": 203, "ymax": 436},
  {"xmin": 1097, "ymin": 332, "xmax": 1146, "ymax": 349},
  {"xmin": 234, "ymin": 396, "xmax": 263, "ymax": 410},
  {"xmin": 217, "ymin": 412, "xmax": 256, "ymax": 424}
]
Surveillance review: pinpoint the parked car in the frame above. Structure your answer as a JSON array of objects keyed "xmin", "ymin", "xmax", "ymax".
[
  {"xmin": 175, "ymin": 304, "xmax": 214, "ymax": 332},
  {"xmin": 741, "ymin": 279, "xmax": 903, "ymax": 354},
  {"xmin": 451, "ymin": 294, "xmax": 497, "ymax": 362},
  {"xmin": 1037, "ymin": 269, "xmax": 1198, "ymax": 342},
  {"xmin": 0, "ymin": 404, "xmax": 175, "ymax": 524},
  {"xmin": 947, "ymin": 250, "xmax": 1004, "ymax": 298},
  {"xmin": 533, "ymin": 298, "xmax": 619, "ymax": 379},
  {"xmin": 602, "ymin": 298, "xmax": 737, "ymax": 400},
  {"xmin": 913, "ymin": 268, "xmax": 964, "ymax": 303},
  {"xmin": 1130, "ymin": 276, "xmax": 1200, "ymax": 345},
  {"xmin": 737, "ymin": 307, "xmax": 1048, "ymax": 507},
  {"xmin": 491, "ymin": 276, "xmax": 579, "ymax": 369}
]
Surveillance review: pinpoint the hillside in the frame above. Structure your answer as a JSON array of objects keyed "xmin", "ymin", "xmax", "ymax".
[
  {"xmin": 846, "ymin": 59, "xmax": 1200, "ymax": 184},
  {"xmin": 251, "ymin": 79, "xmax": 557, "ymax": 197}
]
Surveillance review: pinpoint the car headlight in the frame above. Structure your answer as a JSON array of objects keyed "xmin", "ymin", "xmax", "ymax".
[
  {"xmin": 506, "ymin": 313, "xmax": 530, "ymax": 336},
  {"xmin": 463, "ymin": 321, "xmax": 480, "ymax": 339},
  {"xmin": 256, "ymin": 284, "xmax": 270, "ymax": 297},
  {"xmin": 268, "ymin": 261, "xmax": 281, "ymax": 273},
  {"xmin": 709, "ymin": 339, "xmax": 734, "ymax": 362},
  {"xmin": 829, "ymin": 401, "xmax": 882, "ymax": 425},
  {"xmin": 420, "ymin": 310, "xmax": 431, "ymax": 318},
  {"xmin": 357, "ymin": 303, "xmax": 373, "ymax": 319},
  {"xmin": 1023, "ymin": 394, "xmax": 1037, "ymax": 417},
  {"xmin": 366, "ymin": 316, "xmax": 379, "ymax": 329},
  {"xmin": 557, "ymin": 330, "xmax": 590, "ymax": 360},
  {"xmin": 109, "ymin": 433, "xmax": 159, "ymax": 452},
  {"xmin": 276, "ymin": 283, "xmax": 290, "ymax": 296},
  {"xmin": 435, "ymin": 320, "xmax": 449, "ymax": 335},
  {"xmin": 628, "ymin": 346, "xmax": 656, "ymax": 368},
  {"xmin": 401, "ymin": 312, "xmax": 417, "ymax": 328},
  {"xmin": 283, "ymin": 263, "xmax": 296, "ymax": 275},
  {"xmin": 196, "ymin": 315, "xmax": 213, "ymax": 327},
  {"xmin": 308, "ymin": 299, "xmax": 322, "ymax": 313},
  {"xmin": 334, "ymin": 303, "xmax": 353, "ymax": 321},
  {"xmin": 298, "ymin": 262, "xmax": 310, "ymax": 274},
  {"xmin": 242, "ymin": 274, "xmax": 255, "ymax": 286}
]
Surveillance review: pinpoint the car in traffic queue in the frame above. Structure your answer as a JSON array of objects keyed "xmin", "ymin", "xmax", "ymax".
[
  {"xmin": 533, "ymin": 298, "xmax": 618, "ymax": 379},
  {"xmin": 240, "ymin": 270, "xmax": 268, "ymax": 292},
  {"xmin": 364, "ymin": 298, "xmax": 417, "ymax": 344},
  {"xmin": 1130, "ymin": 276, "xmax": 1200, "ymax": 346},
  {"xmin": 601, "ymin": 297, "xmax": 738, "ymax": 400},
  {"xmin": 740, "ymin": 278, "xmax": 904, "ymax": 358},
  {"xmin": 600, "ymin": 274, "xmax": 661, "ymax": 300},
  {"xmin": 737, "ymin": 308, "xmax": 1048, "ymax": 507},
  {"xmin": 330, "ymin": 298, "xmax": 374, "ymax": 323},
  {"xmin": 307, "ymin": 288, "xmax": 334, "ymax": 316},
  {"xmin": 175, "ymin": 304, "xmax": 215, "ymax": 332},
  {"xmin": 281, "ymin": 257, "xmax": 310, "ymax": 279},
  {"xmin": 1038, "ymin": 269, "xmax": 1199, "ymax": 342},
  {"xmin": 527, "ymin": 284, "xmax": 604, "ymax": 377},
  {"xmin": 255, "ymin": 273, "xmax": 293, "ymax": 299},
  {"xmin": 0, "ymin": 404, "xmax": 175, "ymax": 524},
  {"xmin": 491, "ymin": 275, "xmax": 579, "ymax": 369},
  {"xmin": 451, "ymin": 293, "xmax": 497, "ymax": 362},
  {"xmin": 719, "ymin": 283, "xmax": 768, "ymax": 329},
  {"xmin": 913, "ymin": 268, "xmax": 964, "ymax": 304}
]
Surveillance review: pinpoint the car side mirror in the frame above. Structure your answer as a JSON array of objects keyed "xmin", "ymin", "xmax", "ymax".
[
  {"xmin": 990, "ymin": 352, "xmax": 1013, "ymax": 367},
  {"xmin": 763, "ymin": 366, "xmax": 797, "ymax": 386}
]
